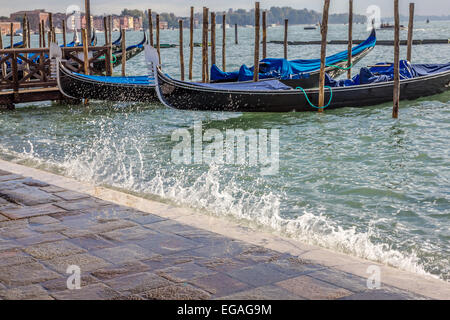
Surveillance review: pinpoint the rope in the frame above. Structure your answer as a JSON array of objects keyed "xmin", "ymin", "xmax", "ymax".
[
  {"xmin": 296, "ymin": 86, "xmax": 333, "ymax": 109},
  {"xmin": 326, "ymin": 59, "xmax": 353, "ymax": 70},
  {"xmin": 98, "ymin": 53, "xmax": 117, "ymax": 64}
]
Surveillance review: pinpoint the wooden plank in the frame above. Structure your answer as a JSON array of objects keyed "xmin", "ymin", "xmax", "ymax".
[
  {"xmin": 253, "ymin": 2, "xmax": 260, "ymax": 82},
  {"xmin": 318, "ymin": 0, "xmax": 330, "ymax": 113},
  {"xmin": 393, "ymin": 0, "xmax": 400, "ymax": 118},
  {"xmin": 407, "ymin": 3, "xmax": 415, "ymax": 62}
]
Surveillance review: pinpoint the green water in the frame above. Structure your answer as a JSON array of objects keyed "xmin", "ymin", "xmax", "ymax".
[{"xmin": 0, "ymin": 22, "xmax": 449, "ymax": 280}]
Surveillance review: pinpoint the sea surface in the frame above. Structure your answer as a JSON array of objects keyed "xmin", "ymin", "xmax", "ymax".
[{"xmin": 1, "ymin": 22, "xmax": 449, "ymax": 280}]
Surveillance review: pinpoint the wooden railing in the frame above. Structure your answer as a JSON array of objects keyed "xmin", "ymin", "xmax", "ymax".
[{"xmin": 0, "ymin": 46, "xmax": 113, "ymax": 92}]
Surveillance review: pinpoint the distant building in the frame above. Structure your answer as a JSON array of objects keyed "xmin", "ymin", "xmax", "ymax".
[
  {"xmin": 133, "ymin": 17, "xmax": 142, "ymax": 30},
  {"xmin": 0, "ymin": 21, "xmax": 21, "ymax": 35},
  {"xmin": 9, "ymin": 9, "xmax": 49, "ymax": 32},
  {"xmin": 159, "ymin": 21, "xmax": 169, "ymax": 30}
]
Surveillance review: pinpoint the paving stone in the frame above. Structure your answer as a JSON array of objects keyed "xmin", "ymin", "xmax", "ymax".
[
  {"xmin": 156, "ymin": 262, "xmax": 216, "ymax": 283},
  {"xmin": 22, "ymin": 178, "xmax": 50, "ymax": 187},
  {"xmin": 190, "ymin": 241, "xmax": 253, "ymax": 258},
  {"xmin": 101, "ymin": 225, "xmax": 158, "ymax": 242},
  {"xmin": 0, "ymin": 169, "xmax": 10, "ymax": 176},
  {"xmin": 339, "ymin": 288, "xmax": 426, "ymax": 300},
  {"xmin": 0, "ymin": 174, "xmax": 23, "ymax": 182},
  {"xmin": 31, "ymin": 223, "xmax": 68, "ymax": 234},
  {"xmin": 217, "ymin": 285, "xmax": 305, "ymax": 300},
  {"xmin": 41, "ymin": 275, "xmax": 99, "ymax": 292},
  {"xmin": 173, "ymin": 229, "xmax": 230, "ymax": 246},
  {"xmin": 227, "ymin": 263, "xmax": 293, "ymax": 287},
  {"xmin": 0, "ymin": 214, "xmax": 9, "ymax": 222},
  {"xmin": 0, "ymin": 250, "xmax": 36, "ymax": 267},
  {"xmin": 39, "ymin": 185, "xmax": 66, "ymax": 193},
  {"xmin": 145, "ymin": 220, "xmax": 198, "ymax": 234},
  {"xmin": 16, "ymin": 232, "xmax": 67, "ymax": 246},
  {"xmin": 129, "ymin": 213, "xmax": 166, "ymax": 225},
  {"xmin": 140, "ymin": 284, "xmax": 210, "ymax": 300},
  {"xmin": 104, "ymin": 272, "xmax": 171, "ymax": 295},
  {"xmin": 60, "ymin": 228, "xmax": 93, "ymax": 239},
  {"xmin": 308, "ymin": 269, "xmax": 368, "ymax": 293},
  {"xmin": 0, "ymin": 203, "xmax": 66, "ymax": 220},
  {"xmin": 144, "ymin": 252, "xmax": 209, "ymax": 271},
  {"xmin": 70, "ymin": 235, "xmax": 115, "ymax": 251},
  {"xmin": 0, "ymin": 219, "xmax": 29, "ymax": 229},
  {"xmin": 189, "ymin": 272, "xmax": 251, "ymax": 297},
  {"xmin": 0, "ymin": 262, "xmax": 60, "ymax": 286},
  {"xmin": 24, "ymin": 240, "xmax": 86, "ymax": 260},
  {"xmin": 0, "ymin": 284, "xmax": 53, "ymax": 300},
  {"xmin": 43, "ymin": 253, "xmax": 112, "ymax": 273},
  {"xmin": 93, "ymin": 244, "xmax": 158, "ymax": 264},
  {"xmin": 197, "ymin": 257, "xmax": 253, "ymax": 273},
  {"xmin": 54, "ymin": 198, "xmax": 108, "ymax": 211},
  {"xmin": 91, "ymin": 261, "xmax": 150, "ymax": 280},
  {"xmin": 29, "ymin": 215, "xmax": 60, "ymax": 225},
  {"xmin": 51, "ymin": 283, "xmax": 120, "ymax": 300},
  {"xmin": 54, "ymin": 191, "xmax": 90, "ymax": 201},
  {"xmin": 266, "ymin": 257, "xmax": 323, "ymax": 277},
  {"xmin": 0, "ymin": 226, "xmax": 37, "ymax": 239},
  {"xmin": 88, "ymin": 220, "xmax": 138, "ymax": 234},
  {"xmin": 82, "ymin": 205, "xmax": 142, "ymax": 221},
  {"xmin": 276, "ymin": 275, "xmax": 353, "ymax": 300},
  {"xmin": 0, "ymin": 186, "xmax": 60, "ymax": 206},
  {"xmin": 0, "ymin": 239, "xmax": 19, "ymax": 251},
  {"xmin": 235, "ymin": 246, "xmax": 283, "ymax": 264},
  {"xmin": 134, "ymin": 233, "xmax": 202, "ymax": 255}
]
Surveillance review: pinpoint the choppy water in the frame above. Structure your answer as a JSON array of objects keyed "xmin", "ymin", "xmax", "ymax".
[{"xmin": 1, "ymin": 22, "xmax": 449, "ymax": 280}]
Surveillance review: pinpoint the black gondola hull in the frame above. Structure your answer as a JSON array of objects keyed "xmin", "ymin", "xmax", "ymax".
[{"xmin": 155, "ymin": 68, "xmax": 450, "ymax": 112}]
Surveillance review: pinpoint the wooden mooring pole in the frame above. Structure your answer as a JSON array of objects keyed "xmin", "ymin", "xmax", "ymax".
[
  {"xmin": 22, "ymin": 15, "xmax": 28, "ymax": 48},
  {"xmin": 108, "ymin": 16, "xmax": 112, "ymax": 44},
  {"xmin": 262, "ymin": 11, "xmax": 267, "ymax": 59},
  {"xmin": 235, "ymin": 24, "xmax": 238, "ymax": 44},
  {"xmin": 189, "ymin": 7, "xmax": 194, "ymax": 80},
  {"xmin": 148, "ymin": 9, "xmax": 154, "ymax": 46},
  {"xmin": 62, "ymin": 19, "xmax": 67, "ymax": 46},
  {"xmin": 284, "ymin": 19, "xmax": 288, "ymax": 59},
  {"xmin": 202, "ymin": 7, "xmax": 209, "ymax": 82},
  {"xmin": 27, "ymin": 20, "xmax": 31, "ymax": 48},
  {"xmin": 121, "ymin": 28, "xmax": 126, "ymax": 76},
  {"xmin": 81, "ymin": 29, "xmax": 90, "ymax": 75},
  {"xmin": 85, "ymin": 0, "xmax": 91, "ymax": 41},
  {"xmin": 103, "ymin": 17, "xmax": 108, "ymax": 45},
  {"xmin": 393, "ymin": 0, "xmax": 400, "ymax": 118},
  {"xmin": 318, "ymin": 0, "xmax": 330, "ymax": 113},
  {"xmin": 222, "ymin": 14, "xmax": 226, "ymax": 71},
  {"xmin": 347, "ymin": 0, "xmax": 353, "ymax": 79},
  {"xmin": 156, "ymin": 14, "xmax": 161, "ymax": 63},
  {"xmin": 0, "ymin": 29, "xmax": 5, "ymax": 78},
  {"xmin": 211, "ymin": 12, "xmax": 216, "ymax": 66},
  {"xmin": 48, "ymin": 12, "xmax": 53, "ymax": 42},
  {"xmin": 407, "ymin": 3, "xmax": 415, "ymax": 62},
  {"xmin": 41, "ymin": 21, "xmax": 46, "ymax": 48},
  {"xmin": 179, "ymin": 20, "xmax": 185, "ymax": 81},
  {"xmin": 10, "ymin": 23, "xmax": 13, "ymax": 48},
  {"xmin": 253, "ymin": 2, "xmax": 260, "ymax": 82}
]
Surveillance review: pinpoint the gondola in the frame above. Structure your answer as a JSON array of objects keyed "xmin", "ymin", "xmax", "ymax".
[
  {"xmin": 91, "ymin": 31, "xmax": 146, "ymax": 73},
  {"xmin": 211, "ymin": 29, "xmax": 377, "ymax": 89},
  {"xmin": 145, "ymin": 45, "xmax": 450, "ymax": 112},
  {"xmin": 51, "ymin": 43, "xmax": 157, "ymax": 102}
]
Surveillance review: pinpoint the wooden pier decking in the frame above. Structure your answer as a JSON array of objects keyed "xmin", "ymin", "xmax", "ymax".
[{"xmin": 0, "ymin": 46, "xmax": 112, "ymax": 109}]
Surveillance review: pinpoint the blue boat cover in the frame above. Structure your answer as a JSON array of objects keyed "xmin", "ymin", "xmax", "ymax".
[
  {"xmin": 73, "ymin": 73, "xmax": 155, "ymax": 85},
  {"xmin": 325, "ymin": 60, "xmax": 450, "ymax": 87},
  {"xmin": 211, "ymin": 30, "xmax": 377, "ymax": 82},
  {"xmin": 192, "ymin": 79, "xmax": 292, "ymax": 91}
]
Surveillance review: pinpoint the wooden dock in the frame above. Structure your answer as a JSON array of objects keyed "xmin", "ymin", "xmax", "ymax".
[
  {"xmin": 0, "ymin": 46, "xmax": 112, "ymax": 109},
  {"xmin": 268, "ymin": 38, "xmax": 450, "ymax": 46}
]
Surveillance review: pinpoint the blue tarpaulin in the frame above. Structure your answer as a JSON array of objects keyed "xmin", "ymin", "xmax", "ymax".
[
  {"xmin": 191, "ymin": 79, "xmax": 292, "ymax": 91},
  {"xmin": 211, "ymin": 30, "xmax": 377, "ymax": 82},
  {"xmin": 325, "ymin": 60, "xmax": 450, "ymax": 87}
]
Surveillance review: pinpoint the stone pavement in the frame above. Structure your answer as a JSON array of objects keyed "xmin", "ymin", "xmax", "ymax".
[{"xmin": 0, "ymin": 168, "xmax": 434, "ymax": 300}]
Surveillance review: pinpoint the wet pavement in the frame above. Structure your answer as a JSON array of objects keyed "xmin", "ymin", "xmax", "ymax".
[{"xmin": 0, "ymin": 169, "xmax": 430, "ymax": 300}]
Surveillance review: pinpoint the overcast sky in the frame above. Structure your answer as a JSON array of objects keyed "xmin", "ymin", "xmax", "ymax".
[{"xmin": 1, "ymin": 0, "xmax": 449, "ymax": 17}]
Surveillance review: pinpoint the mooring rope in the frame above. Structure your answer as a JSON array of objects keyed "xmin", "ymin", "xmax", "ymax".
[
  {"xmin": 326, "ymin": 59, "xmax": 353, "ymax": 70},
  {"xmin": 98, "ymin": 53, "xmax": 117, "ymax": 64},
  {"xmin": 296, "ymin": 86, "xmax": 333, "ymax": 109}
]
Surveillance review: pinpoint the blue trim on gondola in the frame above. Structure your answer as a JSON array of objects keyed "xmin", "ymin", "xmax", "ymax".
[{"xmin": 72, "ymin": 72, "xmax": 155, "ymax": 85}]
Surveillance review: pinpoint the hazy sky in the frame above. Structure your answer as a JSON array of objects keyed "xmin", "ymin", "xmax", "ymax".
[{"xmin": 1, "ymin": 0, "xmax": 449, "ymax": 17}]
